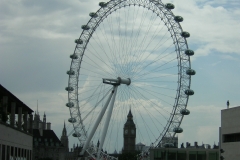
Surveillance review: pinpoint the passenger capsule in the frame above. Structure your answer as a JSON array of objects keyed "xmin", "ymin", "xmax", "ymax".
[
  {"xmin": 68, "ymin": 118, "xmax": 76, "ymax": 123},
  {"xmin": 180, "ymin": 109, "xmax": 190, "ymax": 115},
  {"xmin": 89, "ymin": 12, "xmax": 98, "ymax": 18},
  {"xmin": 185, "ymin": 50, "xmax": 194, "ymax": 56},
  {"xmin": 173, "ymin": 127, "xmax": 183, "ymax": 133},
  {"xmin": 181, "ymin": 31, "xmax": 190, "ymax": 38},
  {"xmin": 75, "ymin": 39, "xmax": 83, "ymax": 44},
  {"xmin": 99, "ymin": 2, "xmax": 107, "ymax": 7},
  {"xmin": 186, "ymin": 69, "xmax": 196, "ymax": 75},
  {"xmin": 81, "ymin": 25, "xmax": 90, "ymax": 30},
  {"xmin": 72, "ymin": 132, "xmax": 81, "ymax": 137},
  {"xmin": 65, "ymin": 87, "xmax": 74, "ymax": 92},
  {"xmin": 174, "ymin": 16, "xmax": 183, "ymax": 22},
  {"xmin": 70, "ymin": 54, "xmax": 78, "ymax": 59},
  {"xmin": 66, "ymin": 102, "xmax": 74, "ymax": 108},
  {"xmin": 185, "ymin": 89, "xmax": 194, "ymax": 95},
  {"xmin": 164, "ymin": 143, "xmax": 174, "ymax": 148},
  {"xmin": 165, "ymin": 3, "xmax": 175, "ymax": 10},
  {"xmin": 67, "ymin": 70, "xmax": 75, "ymax": 75}
]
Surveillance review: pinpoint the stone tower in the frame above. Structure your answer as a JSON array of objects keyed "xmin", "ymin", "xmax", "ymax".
[
  {"xmin": 123, "ymin": 109, "xmax": 136, "ymax": 153},
  {"xmin": 43, "ymin": 112, "xmax": 46, "ymax": 130},
  {"xmin": 61, "ymin": 121, "xmax": 69, "ymax": 151},
  {"xmin": 33, "ymin": 111, "xmax": 40, "ymax": 129}
]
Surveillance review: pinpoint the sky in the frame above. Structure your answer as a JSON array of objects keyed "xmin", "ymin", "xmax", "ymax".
[{"xmin": 1, "ymin": 0, "xmax": 240, "ymax": 153}]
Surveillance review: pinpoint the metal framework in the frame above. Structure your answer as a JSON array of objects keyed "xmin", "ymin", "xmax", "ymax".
[{"xmin": 66, "ymin": 0, "xmax": 195, "ymax": 159}]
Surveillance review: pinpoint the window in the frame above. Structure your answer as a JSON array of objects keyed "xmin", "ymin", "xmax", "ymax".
[
  {"xmin": 189, "ymin": 151, "xmax": 197, "ymax": 160},
  {"xmin": 2, "ymin": 145, "xmax": 6, "ymax": 160},
  {"xmin": 209, "ymin": 152, "xmax": 218, "ymax": 160},
  {"xmin": 177, "ymin": 151, "xmax": 186, "ymax": 160},
  {"xmin": 11, "ymin": 146, "xmax": 14, "ymax": 156},
  {"xmin": 223, "ymin": 133, "xmax": 240, "ymax": 142},
  {"xmin": 154, "ymin": 150, "xmax": 161, "ymax": 158},
  {"xmin": 167, "ymin": 150, "xmax": 176, "ymax": 160},
  {"xmin": 197, "ymin": 151, "xmax": 206, "ymax": 160}
]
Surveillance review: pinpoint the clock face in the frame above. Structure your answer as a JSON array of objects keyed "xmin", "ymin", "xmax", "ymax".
[
  {"xmin": 131, "ymin": 129, "xmax": 135, "ymax": 134},
  {"xmin": 125, "ymin": 130, "xmax": 128, "ymax": 134}
]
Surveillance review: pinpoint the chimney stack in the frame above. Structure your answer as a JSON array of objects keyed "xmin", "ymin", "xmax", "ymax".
[
  {"xmin": 47, "ymin": 122, "xmax": 51, "ymax": 130},
  {"xmin": 194, "ymin": 142, "xmax": 198, "ymax": 147}
]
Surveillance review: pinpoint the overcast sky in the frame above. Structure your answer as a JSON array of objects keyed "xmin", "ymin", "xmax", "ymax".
[{"xmin": 1, "ymin": 0, "xmax": 240, "ymax": 153}]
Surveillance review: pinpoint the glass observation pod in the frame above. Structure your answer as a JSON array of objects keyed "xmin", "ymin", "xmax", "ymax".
[
  {"xmin": 185, "ymin": 89, "xmax": 194, "ymax": 96},
  {"xmin": 89, "ymin": 12, "xmax": 98, "ymax": 18},
  {"xmin": 181, "ymin": 31, "xmax": 190, "ymax": 38},
  {"xmin": 185, "ymin": 49, "xmax": 194, "ymax": 56},
  {"xmin": 65, "ymin": 87, "xmax": 74, "ymax": 92},
  {"xmin": 68, "ymin": 118, "xmax": 76, "ymax": 123},
  {"xmin": 81, "ymin": 25, "xmax": 90, "ymax": 30},
  {"xmin": 66, "ymin": 102, "xmax": 74, "ymax": 108},
  {"xmin": 72, "ymin": 132, "xmax": 81, "ymax": 137},
  {"xmin": 99, "ymin": 2, "xmax": 107, "ymax": 7},
  {"xmin": 165, "ymin": 3, "xmax": 175, "ymax": 10},
  {"xmin": 186, "ymin": 69, "xmax": 196, "ymax": 75},
  {"xmin": 70, "ymin": 54, "xmax": 78, "ymax": 59},
  {"xmin": 174, "ymin": 16, "xmax": 183, "ymax": 22},
  {"xmin": 164, "ymin": 143, "xmax": 175, "ymax": 148},
  {"xmin": 67, "ymin": 70, "xmax": 75, "ymax": 75},
  {"xmin": 75, "ymin": 39, "xmax": 83, "ymax": 44},
  {"xmin": 173, "ymin": 127, "xmax": 183, "ymax": 133},
  {"xmin": 180, "ymin": 109, "xmax": 190, "ymax": 115}
]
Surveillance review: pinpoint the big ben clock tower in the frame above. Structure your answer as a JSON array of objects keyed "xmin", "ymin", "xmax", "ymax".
[{"xmin": 123, "ymin": 109, "xmax": 136, "ymax": 153}]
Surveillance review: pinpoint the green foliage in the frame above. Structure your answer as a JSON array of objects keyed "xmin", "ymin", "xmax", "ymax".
[{"xmin": 39, "ymin": 158, "xmax": 53, "ymax": 160}]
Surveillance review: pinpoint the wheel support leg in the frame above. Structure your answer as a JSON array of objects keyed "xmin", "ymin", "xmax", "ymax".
[
  {"xmin": 97, "ymin": 86, "xmax": 118, "ymax": 160},
  {"xmin": 80, "ymin": 87, "xmax": 116, "ymax": 155}
]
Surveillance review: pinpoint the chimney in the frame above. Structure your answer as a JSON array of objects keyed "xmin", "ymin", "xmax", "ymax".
[
  {"xmin": 194, "ymin": 142, "xmax": 198, "ymax": 147},
  {"xmin": 47, "ymin": 122, "xmax": 51, "ymax": 130}
]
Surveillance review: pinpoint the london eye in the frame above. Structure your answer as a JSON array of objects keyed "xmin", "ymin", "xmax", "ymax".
[{"xmin": 66, "ymin": 0, "xmax": 195, "ymax": 159}]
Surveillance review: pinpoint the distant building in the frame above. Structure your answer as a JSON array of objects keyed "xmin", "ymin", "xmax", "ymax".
[
  {"xmin": 150, "ymin": 146, "xmax": 219, "ymax": 160},
  {"xmin": 0, "ymin": 84, "xmax": 34, "ymax": 160},
  {"xmin": 160, "ymin": 137, "xmax": 178, "ymax": 148},
  {"xmin": 123, "ymin": 109, "xmax": 136, "ymax": 154},
  {"xmin": 32, "ymin": 112, "xmax": 67, "ymax": 160},
  {"xmin": 60, "ymin": 121, "xmax": 69, "ymax": 152},
  {"xmin": 220, "ymin": 105, "xmax": 240, "ymax": 159},
  {"xmin": 149, "ymin": 141, "xmax": 219, "ymax": 160},
  {"xmin": 65, "ymin": 143, "xmax": 83, "ymax": 160}
]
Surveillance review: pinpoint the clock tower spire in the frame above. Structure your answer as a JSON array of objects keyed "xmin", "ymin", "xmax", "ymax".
[{"xmin": 123, "ymin": 109, "xmax": 136, "ymax": 153}]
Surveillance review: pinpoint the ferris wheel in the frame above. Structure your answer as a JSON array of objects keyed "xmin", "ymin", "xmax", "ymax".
[{"xmin": 66, "ymin": 0, "xmax": 195, "ymax": 159}]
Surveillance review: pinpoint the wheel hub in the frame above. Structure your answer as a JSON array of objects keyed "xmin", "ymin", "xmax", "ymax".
[{"xmin": 103, "ymin": 77, "xmax": 131, "ymax": 86}]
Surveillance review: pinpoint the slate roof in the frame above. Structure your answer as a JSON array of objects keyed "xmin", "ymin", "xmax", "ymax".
[{"xmin": 33, "ymin": 129, "xmax": 62, "ymax": 147}]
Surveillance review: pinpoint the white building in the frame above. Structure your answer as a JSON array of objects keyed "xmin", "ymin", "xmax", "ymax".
[
  {"xmin": 220, "ymin": 105, "xmax": 240, "ymax": 159},
  {"xmin": 0, "ymin": 84, "xmax": 34, "ymax": 160}
]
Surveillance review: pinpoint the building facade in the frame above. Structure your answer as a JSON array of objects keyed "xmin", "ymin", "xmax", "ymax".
[
  {"xmin": 160, "ymin": 137, "xmax": 178, "ymax": 148},
  {"xmin": 32, "ymin": 112, "xmax": 68, "ymax": 160},
  {"xmin": 150, "ymin": 147, "xmax": 219, "ymax": 160},
  {"xmin": 220, "ymin": 106, "xmax": 240, "ymax": 159},
  {"xmin": 0, "ymin": 84, "xmax": 34, "ymax": 160}
]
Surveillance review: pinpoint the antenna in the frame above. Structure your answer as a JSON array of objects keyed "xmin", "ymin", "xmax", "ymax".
[{"xmin": 37, "ymin": 100, "xmax": 39, "ymax": 114}]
